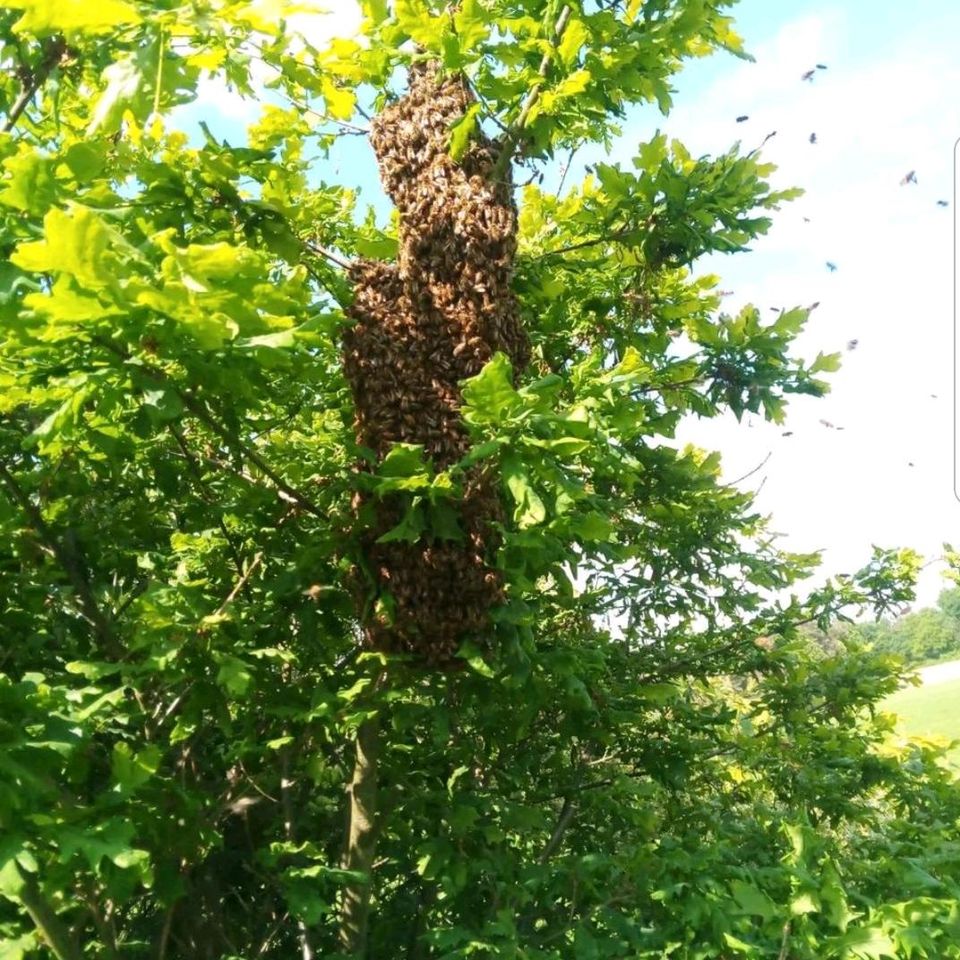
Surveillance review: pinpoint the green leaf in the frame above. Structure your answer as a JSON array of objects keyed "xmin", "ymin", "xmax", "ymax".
[
  {"xmin": 634, "ymin": 132, "xmax": 668, "ymax": 173},
  {"xmin": 0, "ymin": 148, "xmax": 56, "ymax": 214},
  {"xmin": 452, "ymin": 0, "xmax": 489, "ymax": 53},
  {"xmin": 7, "ymin": 0, "xmax": 142, "ymax": 35},
  {"xmin": 395, "ymin": 0, "xmax": 444, "ymax": 48},
  {"xmin": 730, "ymin": 879, "xmax": 776, "ymax": 920},
  {"xmin": 722, "ymin": 932, "xmax": 758, "ymax": 955},
  {"xmin": 503, "ymin": 455, "xmax": 546, "ymax": 528},
  {"xmin": 789, "ymin": 889, "xmax": 820, "ymax": 915},
  {"xmin": 12, "ymin": 205, "xmax": 123, "ymax": 290},
  {"xmin": 457, "ymin": 640, "xmax": 495, "ymax": 678},
  {"xmin": 361, "ymin": 0, "xmax": 389, "ymax": 25},
  {"xmin": 24, "ymin": 277, "xmax": 123, "ymax": 330},
  {"xmin": 461, "ymin": 353, "xmax": 520, "ymax": 425},
  {"xmin": 376, "ymin": 503, "xmax": 426, "ymax": 543},
  {"xmin": 165, "ymin": 240, "xmax": 263, "ymax": 286},
  {"xmin": 557, "ymin": 18, "xmax": 589, "ymax": 67},
  {"xmin": 321, "ymin": 78, "xmax": 356, "ymax": 121},
  {"xmin": 86, "ymin": 55, "xmax": 146, "ymax": 135},
  {"xmin": 354, "ymin": 235, "xmax": 398, "ymax": 260},
  {"xmin": 810, "ymin": 351, "xmax": 842, "ymax": 374},
  {"xmin": 568, "ymin": 512, "xmax": 613, "ymax": 542},
  {"xmin": 379, "ymin": 444, "xmax": 431, "ymax": 479},
  {"xmin": 140, "ymin": 387, "xmax": 184, "ymax": 422},
  {"xmin": 637, "ymin": 683, "xmax": 679, "ymax": 704},
  {"xmin": 214, "ymin": 653, "xmax": 253, "ymax": 697},
  {"xmin": 0, "ymin": 857, "xmax": 26, "ymax": 901},
  {"xmin": 831, "ymin": 927, "xmax": 898, "ymax": 959},
  {"xmin": 62, "ymin": 142, "xmax": 107, "ymax": 182},
  {"xmin": 0, "ymin": 931, "xmax": 36, "ymax": 959},
  {"xmin": 111, "ymin": 742, "xmax": 161, "ymax": 793},
  {"xmin": 374, "ymin": 445, "xmax": 434, "ymax": 495},
  {"xmin": 449, "ymin": 104, "xmax": 481, "ymax": 162}
]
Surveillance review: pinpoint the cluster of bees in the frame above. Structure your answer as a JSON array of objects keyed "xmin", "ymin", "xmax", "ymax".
[{"xmin": 342, "ymin": 62, "xmax": 529, "ymax": 666}]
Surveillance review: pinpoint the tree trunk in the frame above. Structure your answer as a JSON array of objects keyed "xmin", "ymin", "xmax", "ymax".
[{"xmin": 339, "ymin": 712, "xmax": 381, "ymax": 957}]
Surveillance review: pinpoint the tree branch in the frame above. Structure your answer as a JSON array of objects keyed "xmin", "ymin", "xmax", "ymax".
[
  {"xmin": 538, "ymin": 796, "xmax": 576, "ymax": 863},
  {"xmin": 532, "ymin": 229, "xmax": 629, "ymax": 261},
  {"xmin": 0, "ymin": 460, "xmax": 120, "ymax": 656},
  {"xmin": 168, "ymin": 425, "xmax": 249, "ymax": 588},
  {"xmin": 303, "ymin": 239, "xmax": 355, "ymax": 272},
  {"xmin": 339, "ymin": 684, "xmax": 384, "ymax": 956},
  {"xmin": 4, "ymin": 36, "xmax": 67, "ymax": 133},
  {"xmin": 214, "ymin": 552, "xmax": 263, "ymax": 617},
  {"xmin": 281, "ymin": 747, "xmax": 316, "ymax": 960},
  {"xmin": 178, "ymin": 393, "xmax": 326, "ymax": 519},
  {"xmin": 493, "ymin": 5, "xmax": 572, "ymax": 179},
  {"xmin": 17, "ymin": 869, "xmax": 83, "ymax": 960},
  {"xmin": 91, "ymin": 336, "xmax": 327, "ymax": 520}
]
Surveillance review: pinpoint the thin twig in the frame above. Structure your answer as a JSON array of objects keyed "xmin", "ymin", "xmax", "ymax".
[
  {"xmin": 214, "ymin": 553, "xmax": 263, "ymax": 617},
  {"xmin": 493, "ymin": 4, "xmax": 573, "ymax": 178},
  {"xmin": 303, "ymin": 239, "xmax": 355, "ymax": 272},
  {"xmin": 4, "ymin": 36, "xmax": 66, "ymax": 133},
  {"xmin": 281, "ymin": 747, "xmax": 316, "ymax": 960},
  {"xmin": 174, "ymin": 392, "xmax": 326, "ymax": 519},
  {"xmin": 92, "ymin": 336, "xmax": 328, "ymax": 519},
  {"xmin": 538, "ymin": 796, "xmax": 576, "ymax": 863},
  {"xmin": 638, "ymin": 376, "xmax": 704, "ymax": 395},
  {"xmin": 0, "ymin": 460, "xmax": 119, "ymax": 656},
  {"xmin": 256, "ymin": 912, "xmax": 291, "ymax": 956},
  {"xmin": 556, "ymin": 147, "xmax": 577, "ymax": 195},
  {"xmin": 532, "ymin": 230, "xmax": 627, "ymax": 261},
  {"xmin": 113, "ymin": 577, "xmax": 150, "ymax": 621},
  {"xmin": 84, "ymin": 885, "xmax": 120, "ymax": 960},
  {"xmin": 725, "ymin": 451, "xmax": 772, "ymax": 488},
  {"xmin": 17, "ymin": 869, "xmax": 83, "ymax": 960},
  {"xmin": 156, "ymin": 901, "xmax": 176, "ymax": 960},
  {"xmin": 777, "ymin": 920, "xmax": 791, "ymax": 960},
  {"xmin": 169, "ymin": 425, "xmax": 249, "ymax": 588}
]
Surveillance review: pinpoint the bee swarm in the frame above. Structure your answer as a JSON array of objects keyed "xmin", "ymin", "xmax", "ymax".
[{"xmin": 342, "ymin": 62, "xmax": 528, "ymax": 666}]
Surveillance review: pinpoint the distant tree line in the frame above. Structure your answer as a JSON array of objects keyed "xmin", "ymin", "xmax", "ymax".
[{"xmin": 805, "ymin": 587, "xmax": 960, "ymax": 666}]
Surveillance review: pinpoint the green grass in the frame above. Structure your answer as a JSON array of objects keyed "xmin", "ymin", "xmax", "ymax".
[{"xmin": 883, "ymin": 675, "xmax": 960, "ymax": 766}]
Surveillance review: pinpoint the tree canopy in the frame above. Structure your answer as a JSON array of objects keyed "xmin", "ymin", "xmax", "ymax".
[{"xmin": 1, "ymin": 2, "xmax": 958, "ymax": 958}]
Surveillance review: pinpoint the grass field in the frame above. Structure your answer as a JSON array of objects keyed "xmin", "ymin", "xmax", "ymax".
[{"xmin": 883, "ymin": 672, "xmax": 960, "ymax": 766}]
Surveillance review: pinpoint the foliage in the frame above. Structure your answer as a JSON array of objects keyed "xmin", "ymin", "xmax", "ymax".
[
  {"xmin": 0, "ymin": 1, "xmax": 957, "ymax": 958},
  {"xmin": 884, "ymin": 674, "xmax": 960, "ymax": 768},
  {"xmin": 821, "ymin": 587, "xmax": 960, "ymax": 667}
]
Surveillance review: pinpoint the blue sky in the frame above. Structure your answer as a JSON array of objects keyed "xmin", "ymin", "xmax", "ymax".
[{"xmin": 180, "ymin": 0, "xmax": 960, "ymax": 609}]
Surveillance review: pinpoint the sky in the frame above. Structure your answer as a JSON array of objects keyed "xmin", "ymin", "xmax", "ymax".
[{"xmin": 180, "ymin": 0, "xmax": 960, "ymax": 610}]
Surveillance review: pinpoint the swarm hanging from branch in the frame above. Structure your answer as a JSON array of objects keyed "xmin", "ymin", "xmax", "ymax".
[{"xmin": 342, "ymin": 62, "xmax": 528, "ymax": 666}]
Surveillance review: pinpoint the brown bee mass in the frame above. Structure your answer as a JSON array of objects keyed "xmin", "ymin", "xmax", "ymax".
[{"xmin": 342, "ymin": 63, "xmax": 528, "ymax": 666}]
